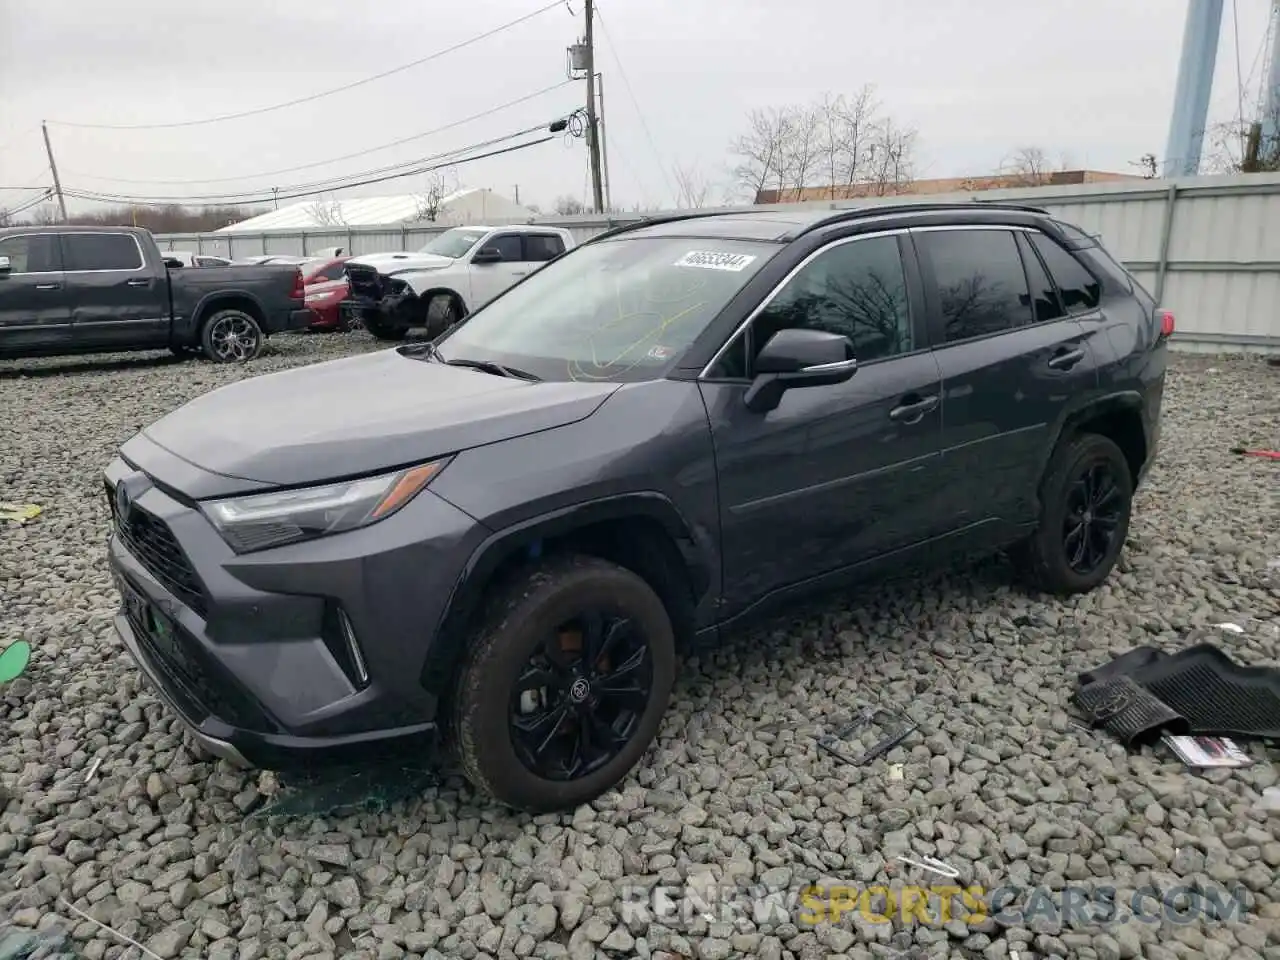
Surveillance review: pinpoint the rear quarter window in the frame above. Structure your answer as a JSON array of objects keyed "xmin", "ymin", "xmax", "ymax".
[{"xmin": 1028, "ymin": 232, "xmax": 1101, "ymax": 312}]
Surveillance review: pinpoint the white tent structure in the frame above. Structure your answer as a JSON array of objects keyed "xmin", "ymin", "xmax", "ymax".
[{"xmin": 216, "ymin": 188, "xmax": 533, "ymax": 233}]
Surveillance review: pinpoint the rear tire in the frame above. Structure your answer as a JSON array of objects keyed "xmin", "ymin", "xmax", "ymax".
[
  {"xmin": 453, "ymin": 555, "xmax": 676, "ymax": 813},
  {"xmin": 200, "ymin": 309, "xmax": 264, "ymax": 363},
  {"xmin": 1015, "ymin": 432, "xmax": 1133, "ymax": 595}
]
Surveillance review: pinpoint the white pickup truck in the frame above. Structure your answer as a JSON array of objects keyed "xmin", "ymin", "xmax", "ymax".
[{"xmin": 342, "ymin": 224, "xmax": 575, "ymax": 340}]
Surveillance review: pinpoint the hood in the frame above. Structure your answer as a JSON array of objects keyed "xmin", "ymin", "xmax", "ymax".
[
  {"xmin": 348, "ymin": 252, "xmax": 455, "ymax": 275},
  {"xmin": 138, "ymin": 350, "xmax": 621, "ymax": 488}
]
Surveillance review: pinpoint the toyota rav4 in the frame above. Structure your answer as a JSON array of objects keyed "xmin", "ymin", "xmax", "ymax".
[{"xmin": 104, "ymin": 202, "xmax": 1169, "ymax": 812}]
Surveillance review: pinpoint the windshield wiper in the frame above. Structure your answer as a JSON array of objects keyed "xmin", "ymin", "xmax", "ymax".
[{"xmin": 445, "ymin": 358, "xmax": 541, "ymax": 382}]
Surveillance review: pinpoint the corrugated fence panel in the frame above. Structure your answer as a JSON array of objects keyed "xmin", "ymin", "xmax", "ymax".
[{"xmin": 151, "ymin": 172, "xmax": 1280, "ymax": 350}]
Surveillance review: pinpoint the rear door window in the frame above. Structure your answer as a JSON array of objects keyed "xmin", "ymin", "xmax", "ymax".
[
  {"xmin": 1016, "ymin": 233, "xmax": 1065, "ymax": 324},
  {"xmin": 1028, "ymin": 232, "xmax": 1101, "ymax": 312},
  {"xmin": 62, "ymin": 233, "xmax": 144, "ymax": 271},
  {"xmin": 917, "ymin": 229, "xmax": 1033, "ymax": 343},
  {"xmin": 525, "ymin": 234, "xmax": 566, "ymax": 262},
  {"xmin": 0, "ymin": 234, "xmax": 62, "ymax": 273}
]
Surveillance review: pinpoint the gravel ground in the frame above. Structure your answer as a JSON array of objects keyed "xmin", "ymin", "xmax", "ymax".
[{"xmin": 1, "ymin": 336, "xmax": 1278, "ymax": 960}]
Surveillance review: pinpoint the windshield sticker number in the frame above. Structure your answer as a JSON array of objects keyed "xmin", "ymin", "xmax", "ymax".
[{"xmin": 673, "ymin": 250, "xmax": 757, "ymax": 272}]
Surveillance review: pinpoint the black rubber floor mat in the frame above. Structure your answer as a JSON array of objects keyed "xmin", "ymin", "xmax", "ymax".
[
  {"xmin": 1079, "ymin": 643, "xmax": 1280, "ymax": 740},
  {"xmin": 1078, "ymin": 646, "xmax": 1166, "ymax": 687},
  {"xmin": 1072, "ymin": 674, "xmax": 1189, "ymax": 745}
]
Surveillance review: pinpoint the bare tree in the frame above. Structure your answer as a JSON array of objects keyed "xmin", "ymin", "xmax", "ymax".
[
  {"xmin": 410, "ymin": 168, "xmax": 461, "ymax": 223},
  {"xmin": 997, "ymin": 145, "xmax": 1074, "ymax": 187},
  {"xmin": 306, "ymin": 194, "xmax": 346, "ymax": 227},
  {"xmin": 1202, "ymin": 104, "xmax": 1280, "ymax": 174},
  {"xmin": 820, "ymin": 86, "xmax": 879, "ymax": 199},
  {"xmin": 672, "ymin": 160, "xmax": 712, "ymax": 209},
  {"xmin": 729, "ymin": 91, "xmax": 917, "ymax": 202},
  {"xmin": 865, "ymin": 118, "xmax": 917, "ymax": 196},
  {"xmin": 554, "ymin": 195, "xmax": 585, "ymax": 216},
  {"xmin": 729, "ymin": 106, "xmax": 795, "ymax": 201},
  {"xmin": 29, "ymin": 205, "xmax": 60, "ymax": 225},
  {"xmin": 781, "ymin": 104, "xmax": 823, "ymax": 202}
]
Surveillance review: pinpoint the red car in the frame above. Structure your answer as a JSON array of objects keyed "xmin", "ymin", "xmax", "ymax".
[{"xmin": 301, "ymin": 256, "xmax": 353, "ymax": 331}]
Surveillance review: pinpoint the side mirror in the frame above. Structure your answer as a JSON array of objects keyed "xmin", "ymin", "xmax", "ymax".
[
  {"xmin": 0, "ymin": 255, "xmax": 10, "ymax": 274},
  {"xmin": 163, "ymin": 257, "xmax": 183, "ymax": 269},
  {"xmin": 472, "ymin": 247, "xmax": 503, "ymax": 265},
  {"xmin": 744, "ymin": 328, "xmax": 858, "ymax": 413}
]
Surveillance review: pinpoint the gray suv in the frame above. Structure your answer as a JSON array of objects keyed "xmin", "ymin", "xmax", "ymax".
[{"xmin": 104, "ymin": 203, "xmax": 1169, "ymax": 812}]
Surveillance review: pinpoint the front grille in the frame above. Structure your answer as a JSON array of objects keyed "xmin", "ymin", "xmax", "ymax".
[
  {"xmin": 344, "ymin": 264, "xmax": 382, "ymax": 299},
  {"xmin": 124, "ymin": 601, "xmax": 273, "ymax": 733},
  {"xmin": 106, "ymin": 480, "xmax": 208, "ymax": 618}
]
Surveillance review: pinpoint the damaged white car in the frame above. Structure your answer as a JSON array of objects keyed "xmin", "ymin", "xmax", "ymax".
[{"xmin": 342, "ymin": 225, "xmax": 575, "ymax": 340}]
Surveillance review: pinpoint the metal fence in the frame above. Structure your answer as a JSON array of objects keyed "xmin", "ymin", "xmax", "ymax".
[{"xmin": 156, "ymin": 171, "xmax": 1280, "ymax": 352}]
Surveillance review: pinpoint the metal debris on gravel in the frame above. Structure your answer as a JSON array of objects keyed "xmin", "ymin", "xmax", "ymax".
[{"xmin": 1, "ymin": 336, "xmax": 1278, "ymax": 960}]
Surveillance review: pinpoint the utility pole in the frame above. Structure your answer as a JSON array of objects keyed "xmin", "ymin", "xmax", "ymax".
[
  {"xmin": 583, "ymin": 0, "xmax": 605, "ymax": 213},
  {"xmin": 41, "ymin": 122, "xmax": 68, "ymax": 223},
  {"xmin": 596, "ymin": 72, "xmax": 612, "ymax": 212}
]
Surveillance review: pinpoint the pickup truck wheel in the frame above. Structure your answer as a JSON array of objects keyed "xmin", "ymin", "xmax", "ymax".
[
  {"xmin": 453, "ymin": 554, "xmax": 675, "ymax": 813},
  {"xmin": 1014, "ymin": 432, "xmax": 1133, "ymax": 595},
  {"xmin": 201, "ymin": 309, "xmax": 264, "ymax": 363}
]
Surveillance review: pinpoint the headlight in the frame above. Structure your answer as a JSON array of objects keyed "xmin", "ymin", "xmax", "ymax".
[
  {"xmin": 201, "ymin": 461, "xmax": 446, "ymax": 553},
  {"xmin": 304, "ymin": 291, "xmax": 331, "ymax": 302}
]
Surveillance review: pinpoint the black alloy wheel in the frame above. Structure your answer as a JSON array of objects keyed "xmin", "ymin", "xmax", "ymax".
[
  {"xmin": 509, "ymin": 611, "xmax": 654, "ymax": 781},
  {"xmin": 1062, "ymin": 461, "xmax": 1124, "ymax": 575},
  {"xmin": 452, "ymin": 554, "xmax": 676, "ymax": 812},
  {"xmin": 1014, "ymin": 432, "xmax": 1134, "ymax": 596}
]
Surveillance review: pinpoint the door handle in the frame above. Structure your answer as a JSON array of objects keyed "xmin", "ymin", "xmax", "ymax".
[
  {"xmin": 1047, "ymin": 347, "xmax": 1086, "ymax": 370},
  {"xmin": 889, "ymin": 394, "xmax": 939, "ymax": 423},
  {"xmin": 125, "ymin": 278, "xmax": 150, "ymax": 287},
  {"xmin": 34, "ymin": 283, "xmax": 60, "ymax": 290}
]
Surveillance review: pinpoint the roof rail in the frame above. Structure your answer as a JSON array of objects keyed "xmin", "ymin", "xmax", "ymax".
[
  {"xmin": 793, "ymin": 199, "xmax": 1053, "ymax": 235},
  {"xmin": 582, "ymin": 211, "xmax": 737, "ymax": 244},
  {"xmin": 967, "ymin": 198, "xmax": 1050, "ymax": 214}
]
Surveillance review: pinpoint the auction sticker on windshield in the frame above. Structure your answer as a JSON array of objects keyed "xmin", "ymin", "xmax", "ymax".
[{"xmin": 673, "ymin": 250, "xmax": 758, "ymax": 272}]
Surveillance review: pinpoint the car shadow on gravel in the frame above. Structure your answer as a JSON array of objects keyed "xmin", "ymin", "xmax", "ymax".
[{"xmin": 0, "ymin": 352, "xmax": 190, "ymax": 379}]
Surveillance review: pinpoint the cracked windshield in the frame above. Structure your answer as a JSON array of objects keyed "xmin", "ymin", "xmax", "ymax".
[{"xmin": 440, "ymin": 237, "xmax": 777, "ymax": 380}]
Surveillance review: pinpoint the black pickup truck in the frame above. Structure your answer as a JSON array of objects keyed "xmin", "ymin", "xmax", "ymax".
[{"xmin": 0, "ymin": 226, "xmax": 313, "ymax": 363}]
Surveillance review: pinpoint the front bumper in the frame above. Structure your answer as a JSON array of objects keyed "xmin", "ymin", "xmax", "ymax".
[{"xmin": 103, "ymin": 450, "xmax": 487, "ymax": 769}]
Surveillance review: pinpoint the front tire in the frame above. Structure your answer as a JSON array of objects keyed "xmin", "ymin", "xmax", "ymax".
[
  {"xmin": 453, "ymin": 555, "xmax": 676, "ymax": 813},
  {"xmin": 200, "ymin": 309, "xmax": 264, "ymax": 363},
  {"xmin": 1015, "ymin": 432, "xmax": 1133, "ymax": 595}
]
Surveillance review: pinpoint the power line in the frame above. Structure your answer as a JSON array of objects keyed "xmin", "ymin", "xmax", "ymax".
[
  {"xmin": 592, "ymin": 2, "xmax": 673, "ymax": 202},
  {"xmin": 62, "ymin": 119, "xmax": 567, "ymax": 204},
  {"xmin": 1, "ymin": 190, "xmax": 54, "ymax": 218},
  {"xmin": 62, "ymin": 136, "xmax": 556, "ymax": 208},
  {"xmin": 45, "ymin": 1, "xmax": 566, "ymax": 131},
  {"xmin": 61, "ymin": 81, "xmax": 577, "ymax": 187}
]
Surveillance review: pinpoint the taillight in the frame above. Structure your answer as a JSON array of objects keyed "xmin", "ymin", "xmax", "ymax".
[
  {"xmin": 1157, "ymin": 309, "xmax": 1175, "ymax": 338},
  {"xmin": 290, "ymin": 268, "xmax": 305, "ymax": 300}
]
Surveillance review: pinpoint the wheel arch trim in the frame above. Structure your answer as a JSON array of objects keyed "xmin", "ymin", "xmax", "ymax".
[{"xmin": 420, "ymin": 492, "xmax": 710, "ymax": 696}]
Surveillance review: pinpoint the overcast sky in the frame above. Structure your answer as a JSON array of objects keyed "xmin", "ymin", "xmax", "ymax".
[{"xmin": 1, "ymin": 0, "xmax": 1276, "ymax": 217}]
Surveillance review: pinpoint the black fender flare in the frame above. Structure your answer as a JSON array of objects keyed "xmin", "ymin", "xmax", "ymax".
[
  {"xmin": 1036, "ymin": 389, "xmax": 1147, "ymax": 494},
  {"xmin": 420, "ymin": 492, "xmax": 711, "ymax": 696},
  {"xmin": 191, "ymin": 289, "xmax": 270, "ymax": 330}
]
